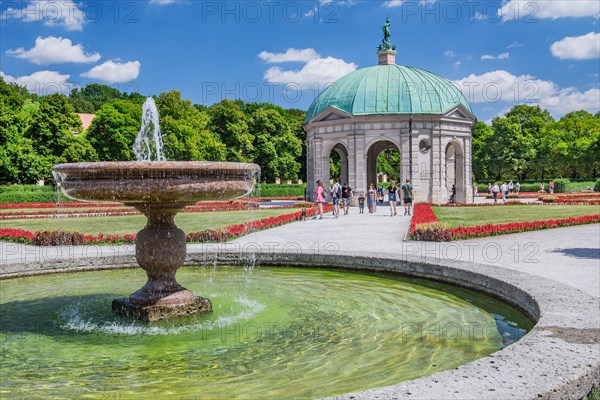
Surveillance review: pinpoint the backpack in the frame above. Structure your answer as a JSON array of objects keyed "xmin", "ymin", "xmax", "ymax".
[{"xmin": 336, "ymin": 185, "xmax": 342, "ymax": 199}]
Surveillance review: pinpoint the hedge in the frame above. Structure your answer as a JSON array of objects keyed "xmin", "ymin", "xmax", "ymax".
[{"xmin": 250, "ymin": 184, "xmax": 307, "ymax": 198}]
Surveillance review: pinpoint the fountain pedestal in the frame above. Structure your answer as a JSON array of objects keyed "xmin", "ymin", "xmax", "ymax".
[{"xmin": 112, "ymin": 202, "xmax": 212, "ymax": 322}]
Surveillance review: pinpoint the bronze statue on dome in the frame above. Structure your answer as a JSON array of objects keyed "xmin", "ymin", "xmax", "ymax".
[{"xmin": 378, "ymin": 17, "xmax": 397, "ymax": 52}]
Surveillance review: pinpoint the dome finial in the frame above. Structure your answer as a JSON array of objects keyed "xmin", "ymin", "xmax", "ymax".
[{"xmin": 377, "ymin": 17, "xmax": 397, "ymax": 65}]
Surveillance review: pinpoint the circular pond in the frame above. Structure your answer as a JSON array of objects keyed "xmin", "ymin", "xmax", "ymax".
[{"xmin": 0, "ymin": 266, "xmax": 533, "ymax": 399}]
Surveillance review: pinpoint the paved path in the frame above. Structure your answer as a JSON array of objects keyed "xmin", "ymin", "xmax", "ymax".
[{"xmin": 2, "ymin": 205, "xmax": 598, "ymax": 297}]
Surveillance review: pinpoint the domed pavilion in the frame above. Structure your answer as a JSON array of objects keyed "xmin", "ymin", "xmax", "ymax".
[{"xmin": 304, "ymin": 20, "xmax": 475, "ymax": 204}]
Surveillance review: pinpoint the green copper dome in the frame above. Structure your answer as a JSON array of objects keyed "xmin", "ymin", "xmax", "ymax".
[{"xmin": 305, "ymin": 64, "xmax": 472, "ymax": 123}]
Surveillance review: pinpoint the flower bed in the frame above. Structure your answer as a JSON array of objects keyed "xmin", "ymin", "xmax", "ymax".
[
  {"xmin": 410, "ymin": 203, "xmax": 600, "ymax": 241},
  {"xmin": 0, "ymin": 201, "xmax": 318, "ymax": 220},
  {"xmin": 539, "ymin": 193, "xmax": 600, "ymax": 205},
  {"xmin": 0, "ymin": 205, "xmax": 331, "ymax": 246}
]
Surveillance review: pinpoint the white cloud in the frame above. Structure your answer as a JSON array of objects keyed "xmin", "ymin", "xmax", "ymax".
[
  {"xmin": 453, "ymin": 70, "xmax": 600, "ymax": 117},
  {"xmin": 540, "ymin": 88, "xmax": 600, "ymax": 115},
  {"xmin": 481, "ymin": 52, "xmax": 510, "ymax": 60},
  {"xmin": 1, "ymin": 0, "xmax": 86, "ymax": 31},
  {"xmin": 0, "ymin": 70, "xmax": 72, "ymax": 94},
  {"xmin": 81, "ymin": 60, "xmax": 141, "ymax": 83},
  {"xmin": 444, "ymin": 50, "xmax": 456, "ymax": 57},
  {"xmin": 454, "ymin": 61, "xmax": 462, "ymax": 69},
  {"xmin": 499, "ymin": 0, "xmax": 600, "ymax": 20},
  {"xmin": 550, "ymin": 32, "xmax": 600, "ymax": 60},
  {"xmin": 259, "ymin": 48, "xmax": 320, "ymax": 63},
  {"xmin": 507, "ymin": 41, "xmax": 523, "ymax": 49},
  {"xmin": 6, "ymin": 36, "xmax": 100, "ymax": 65},
  {"xmin": 383, "ymin": 0, "xmax": 404, "ymax": 7},
  {"xmin": 263, "ymin": 56, "xmax": 357, "ymax": 88}
]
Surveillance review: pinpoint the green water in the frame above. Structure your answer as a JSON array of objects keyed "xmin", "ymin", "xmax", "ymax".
[{"xmin": 0, "ymin": 267, "xmax": 533, "ymax": 399}]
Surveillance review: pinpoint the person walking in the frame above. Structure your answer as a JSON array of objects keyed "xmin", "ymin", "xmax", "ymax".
[
  {"xmin": 377, "ymin": 185, "xmax": 384, "ymax": 203},
  {"xmin": 473, "ymin": 183, "xmax": 478, "ymax": 199},
  {"xmin": 491, "ymin": 182, "xmax": 500, "ymax": 203},
  {"xmin": 488, "ymin": 182, "xmax": 492, "ymax": 195},
  {"xmin": 314, "ymin": 180, "xmax": 326, "ymax": 219},
  {"xmin": 358, "ymin": 192, "xmax": 365, "ymax": 214},
  {"xmin": 508, "ymin": 180, "xmax": 514, "ymax": 193},
  {"xmin": 539, "ymin": 182, "xmax": 545, "ymax": 192},
  {"xmin": 549, "ymin": 181, "xmax": 555, "ymax": 194},
  {"xmin": 500, "ymin": 181, "xmax": 508, "ymax": 202},
  {"xmin": 515, "ymin": 181, "xmax": 521, "ymax": 194},
  {"xmin": 400, "ymin": 179, "xmax": 413, "ymax": 215},
  {"xmin": 330, "ymin": 178, "xmax": 342, "ymax": 218},
  {"xmin": 450, "ymin": 184, "xmax": 456, "ymax": 203},
  {"xmin": 341, "ymin": 183, "xmax": 353, "ymax": 215},
  {"xmin": 367, "ymin": 183, "xmax": 377, "ymax": 214},
  {"xmin": 387, "ymin": 181, "xmax": 398, "ymax": 216}
]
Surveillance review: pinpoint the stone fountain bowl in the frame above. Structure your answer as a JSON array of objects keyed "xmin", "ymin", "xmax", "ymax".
[{"xmin": 53, "ymin": 161, "xmax": 261, "ymax": 204}]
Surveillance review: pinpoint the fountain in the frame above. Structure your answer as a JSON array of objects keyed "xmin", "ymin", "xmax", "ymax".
[{"xmin": 53, "ymin": 98, "xmax": 260, "ymax": 321}]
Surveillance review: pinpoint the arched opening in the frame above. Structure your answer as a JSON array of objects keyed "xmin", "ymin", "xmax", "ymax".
[
  {"xmin": 366, "ymin": 140, "xmax": 401, "ymax": 192},
  {"xmin": 328, "ymin": 144, "xmax": 349, "ymax": 185},
  {"xmin": 445, "ymin": 142, "xmax": 465, "ymax": 203}
]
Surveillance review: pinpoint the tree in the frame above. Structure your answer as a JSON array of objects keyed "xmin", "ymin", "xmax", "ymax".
[
  {"xmin": 471, "ymin": 121, "xmax": 494, "ymax": 181},
  {"xmin": 554, "ymin": 111, "xmax": 600, "ymax": 178},
  {"xmin": 504, "ymin": 105, "xmax": 555, "ymax": 179},
  {"xmin": 249, "ymin": 108, "xmax": 302, "ymax": 182},
  {"xmin": 208, "ymin": 99, "xmax": 254, "ymax": 162},
  {"xmin": 489, "ymin": 116, "xmax": 537, "ymax": 181},
  {"xmin": 86, "ymin": 99, "xmax": 142, "ymax": 161},
  {"xmin": 24, "ymin": 94, "xmax": 97, "ymax": 173},
  {"xmin": 156, "ymin": 91, "xmax": 226, "ymax": 161},
  {"xmin": 69, "ymin": 84, "xmax": 122, "ymax": 112}
]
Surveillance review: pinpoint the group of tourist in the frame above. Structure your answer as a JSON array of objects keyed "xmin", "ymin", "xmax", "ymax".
[
  {"xmin": 488, "ymin": 180, "xmax": 521, "ymax": 203},
  {"xmin": 313, "ymin": 179, "xmax": 414, "ymax": 219}
]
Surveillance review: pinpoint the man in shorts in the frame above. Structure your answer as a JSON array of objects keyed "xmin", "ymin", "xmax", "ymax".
[
  {"xmin": 401, "ymin": 179, "xmax": 413, "ymax": 216},
  {"xmin": 330, "ymin": 179, "xmax": 341, "ymax": 218},
  {"xmin": 341, "ymin": 183, "xmax": 353, "ymax": 215}
]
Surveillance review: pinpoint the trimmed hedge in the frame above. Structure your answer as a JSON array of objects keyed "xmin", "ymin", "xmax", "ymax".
[
  {"xmin": 251, "ymin": 184, "xmax": 307, "ymax": 198},
  {"xmin": 594, "ymin": 180, "xmax": 600, "ymax": 192}
]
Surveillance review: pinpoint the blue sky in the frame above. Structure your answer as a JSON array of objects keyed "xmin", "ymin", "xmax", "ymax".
[{"xmin": 1, "ymin": 0, "xmax": 599, "ymax": 122}]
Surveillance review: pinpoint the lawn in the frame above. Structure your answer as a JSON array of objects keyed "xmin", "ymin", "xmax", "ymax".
[
  {"xmin": 0, "ymin": 209, "xmax": 301, "ymax": 235},
  {"xmin": 433, "ymin": 205, "xmax": 600, "ymax": 228}
]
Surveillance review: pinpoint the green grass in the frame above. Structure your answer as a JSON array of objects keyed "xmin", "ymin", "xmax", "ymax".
[
  {"xmin": 0, "ymin": 209, "xmax": 301, "ymax": 235},
  {"xmin": 588, "ymin": 386, "xmax": 600, "ymax": 400},
  {"xmin": 566, "ymin": 181, "xmax": 597, "ymax": 192},
  {"xmin": 433, "ymin": 205, "xmax": 600, "ymax": 228}
]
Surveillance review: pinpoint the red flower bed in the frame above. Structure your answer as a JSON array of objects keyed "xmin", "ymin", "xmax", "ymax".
[
  {"xmin": 449, "ymin": 215, "xmax": 600, "ymax": 239},
  {"xmin": 0, "ymin": 202, "xmax": 121, "ymax": 209},
  {"xmin": 410, "ymin": 203, "xmax": 600, "ymax": 241},
  {"xmin": 409, "ymin": 204, "xmax": 439, "ymax": 234},
  {"xmin": 0, "ymin": 206, "xmax": 331, "ymax": 246}
]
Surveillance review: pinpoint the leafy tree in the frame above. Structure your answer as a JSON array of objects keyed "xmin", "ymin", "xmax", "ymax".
[
  {"xmin": 471, "ymin": 121, "xmax": 494, "ymax": 181},
  {"xmin": 489, "ymin": 115, "xmax": 537, "ymax": 181},
  {"xmin": 249, "ymin": 108, "xmax": 302, "ymax": 182},
  {"xmin": 86, "ymin": 99, "xmax": 142, "ymax": 161},
  {"xmin": 156, "ymin": 91, "xmax": 225, "ymax": 161},
  {"xmin": 504, "ymin": 105, "xmax": 555, "ymax": 179},
  {"xmin": 69, "ymin": 97, "xmax": 95, "ymax": 113},
  {"xmin": 69, "ymin": 84, "xmax": 122, "ymax": 112},
  {"xmin": 208, "ymin": 99, "xmax": 254, "ymax": 162},
  {"xmin": 377, "ymin": 150, "xmax": 401, "ymax": 182},
  {"xmin": 24, "ymin": 94, "xmax": 97, "ymax": 173},
  {"xmin": 554, "ymin": 110, "xmax": 600, "ymax": 178}
]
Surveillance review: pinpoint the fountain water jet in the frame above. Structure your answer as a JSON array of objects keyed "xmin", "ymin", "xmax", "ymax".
[{"xmin": 53, "ymin": 99, "xmax": 260, "ymax": 321}]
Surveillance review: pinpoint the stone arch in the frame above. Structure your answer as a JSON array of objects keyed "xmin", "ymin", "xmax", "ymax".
[
  {"xmin": 320, "ymin": 141, "xmax": 350, "ymax": 190},
  {"xmin": 365, "ymin": 139, "xmax": 401, "ymax": 190},
  {"xmin": 445, "ymin": 140, "xmax": 465, "ymax": 203},
  {"xmin": 323, "ymin": 141, "xmax": 350, "ymax": 185}
]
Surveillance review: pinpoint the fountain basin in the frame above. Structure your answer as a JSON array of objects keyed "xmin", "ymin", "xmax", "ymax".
[
  {"xmin": 52, "ymin": 161, "xmax": 260, "ymax": 204},
  {"xmin": 52, "ymin": 161, "xmax": 261, "ymax": 321}
]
